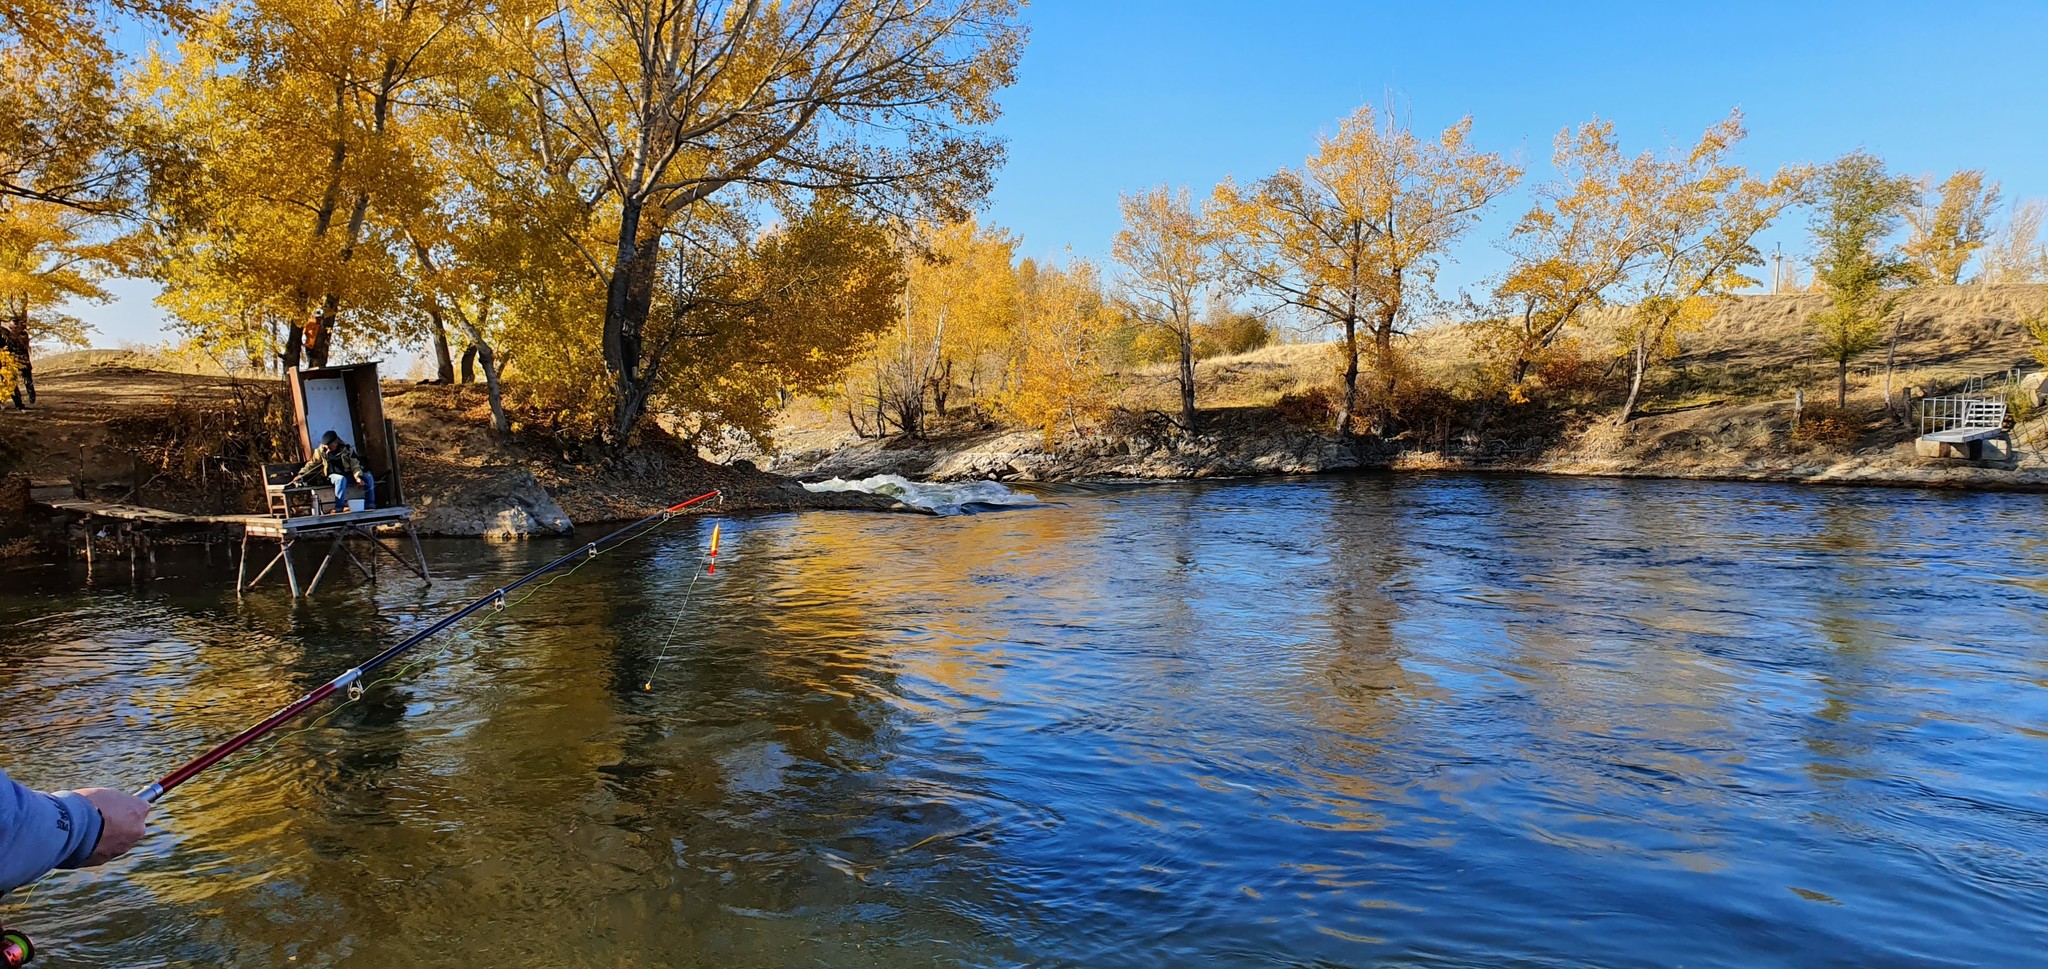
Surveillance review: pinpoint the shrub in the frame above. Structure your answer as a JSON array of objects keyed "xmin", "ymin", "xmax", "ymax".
[
  {"xmin": 1792, "ymin": 403, "xmax": 1862, "ymax": 448},
  {"xmin": 1273, "ymin": 387, "xmax": 1334, "ymax": 427},
  {"xmin": 1532, "ymin": 338, "xmax": 1605, "ymax": 402},
  {"xmin": 1129, "ymin": 327, "xmax": 1181, "ymax": 365},
  {"xmin": 1196, "ymin": 311, "xmax": 1273, "ymax": 358}
]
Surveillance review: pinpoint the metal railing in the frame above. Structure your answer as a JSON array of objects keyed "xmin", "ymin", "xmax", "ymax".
[{"xmin": 1917, "ymin": 393, "xmax": 2007, "ymax": 435}]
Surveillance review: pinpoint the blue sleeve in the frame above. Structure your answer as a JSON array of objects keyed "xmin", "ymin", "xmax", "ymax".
[{"xmin": 0, "ymin": 768, "xmax": 103, "ymax": 895}]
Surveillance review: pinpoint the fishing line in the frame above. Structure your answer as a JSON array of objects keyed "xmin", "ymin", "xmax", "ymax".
[{"xmin": 643, "ymin": 517, "xmax": 723, "ymax": 691}]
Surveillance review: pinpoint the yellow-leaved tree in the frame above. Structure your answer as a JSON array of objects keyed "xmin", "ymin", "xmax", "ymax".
[
  {"xmin": 140, "ymin": 0, "xmax": 478, "ymax": 369},
  {"xmin": 1614, "ymin": 116, "xmax": 1805, "ymax": 423},
  {"xmin": 1213, "ymin": 106, "xmax": 1518, "ymax": 436},
  {"xmin": 999, "ymin": 256, "xmax": 1121, "ymax": 440},
  {"xmin": 499, "ymin": 0, "xmax": 1023, "ymax": 448},
  {"xmin": 1903, "ymin": 170, "xmax": 1999, "ymax": 285},
  {"xmin": 1113, "ymin": 185, "xmax": 1219, "ymax": 432},
  {"xmin": 0, "ymin": 0, "xmax": 187, "ymax": 212},
  {"xmin": 0, "ymin": 200, "xmax": 135, "ymax": 406},
  {"xmin": 1486, "ymin": 117, "xmax": 1664, "ymax": 403}
]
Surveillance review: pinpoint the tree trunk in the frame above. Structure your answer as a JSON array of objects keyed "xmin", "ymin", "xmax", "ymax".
[
  {"xmin": 1178, "ymin": 326, "xmax": 1197, "ymax": 432},
  {"xmin": 1881, "ymin": 316, "xmax": 1904, "ymax": 419},
  {"xmin": 1616, "ymin": 338, "xmax": 1650, "ymax": 425},
  {"xmin": 603, "ymin": 201, "xmax": 664, "ymax": 448},
  {"xmin": 1336, "ymin": 318, "xmax": 1359, "ymax": 437},
  {"xmin": 444, "ymin": 313, "xmax": 508, "ymax": 440},
  {"xmin": 3, "ymin": 314, "xmax": 30, "ymax": 409},
  {"xmin": 288, "ymin": 78, "xmax": 352, "ymax": 372},
  {"xmin": 459, "ymin": 344, "xmax": 478, "ymax": 384},
  {"xmin": 475, "ymin": 342, "xmax": 509, "ymax": 440},
  {"xmin": 931, "ymin": 358, "xmax": 951, "ymax": 417},
  {"xmin": 282, "ymin": 323, "xmax": 305, "ymax": 373},
  {"xmin": 1836, "ymin": 359, "xmax": 1849, "ymax": 410},
  {"xmin": 426, "ymin": 306, "xmax": 455, "ymax": 383},
  {"xmin": 1372, "ymin": 306, "xmax": 1397, "ymax": 436}
]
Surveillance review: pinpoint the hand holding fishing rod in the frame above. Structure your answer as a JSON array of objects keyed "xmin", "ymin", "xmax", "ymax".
[{"xmin": 0, "ymin": 775, "xmax": 152, "ymax": 969}]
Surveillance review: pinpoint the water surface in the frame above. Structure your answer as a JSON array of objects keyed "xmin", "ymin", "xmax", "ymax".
[{"xmin": 3, "ymin": 474, "xmax": 2045, "ymax": 967}]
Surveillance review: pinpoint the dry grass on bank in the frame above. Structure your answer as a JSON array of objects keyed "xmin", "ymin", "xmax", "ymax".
[{"xmin": 1114, "ymin": 284, "xmax": 2048, "ymax": 420}]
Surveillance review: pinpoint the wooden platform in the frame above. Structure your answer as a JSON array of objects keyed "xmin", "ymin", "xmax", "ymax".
[
  {"xmin": 38, "ymin": 498, "xmax": 218, "ymax": 526},
  {"xmin": 226, "ymin": 506, "xmax": 414, "ymax": 538},
  {"xmin": 32, "ymin": 496, "xmax": 430, "ymax": 598}
]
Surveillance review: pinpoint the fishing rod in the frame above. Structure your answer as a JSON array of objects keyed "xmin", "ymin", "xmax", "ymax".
[{"xmin": 136, "ymin": 488, "xmax": 722, "ymax": 804}]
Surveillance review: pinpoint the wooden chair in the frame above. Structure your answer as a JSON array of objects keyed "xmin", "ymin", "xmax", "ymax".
[{"xmin": 263, "ymin": 462, "xmax": 333, "ymax": 518}]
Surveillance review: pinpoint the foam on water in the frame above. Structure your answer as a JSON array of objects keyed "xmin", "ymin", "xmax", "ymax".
[{"xmin": 801, "ymin": 473, "xmax": 1038, "ymax": 515}]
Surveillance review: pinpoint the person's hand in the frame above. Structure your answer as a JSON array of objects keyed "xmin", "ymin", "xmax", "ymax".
[{"xmin": 74, "ymin": 787, "xmax": 151, "ymax": 866}]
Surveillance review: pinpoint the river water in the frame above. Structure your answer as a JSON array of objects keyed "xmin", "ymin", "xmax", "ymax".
[{"xmin": 3, "ymin": 474, "xmax": 2045, "ymax": 968}]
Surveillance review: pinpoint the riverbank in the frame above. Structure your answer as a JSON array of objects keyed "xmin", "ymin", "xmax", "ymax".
[
  {"xmin": 762, "ymin": 286, "xmax": 2048, "ymax": 492},
  {"xmin": 0, "ymin": 362, "xmax": 918, "ymax": 549}
]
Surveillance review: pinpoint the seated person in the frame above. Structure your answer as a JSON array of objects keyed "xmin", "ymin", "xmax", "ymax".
[{"xmin": 290, "ymin": 430, "xmax": 375, "ymax": 512}]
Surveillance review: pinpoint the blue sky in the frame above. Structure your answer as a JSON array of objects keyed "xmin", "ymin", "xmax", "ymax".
[{"xmin": 81, "ymin": 0, "xmax": 2048, "ymax": 346}]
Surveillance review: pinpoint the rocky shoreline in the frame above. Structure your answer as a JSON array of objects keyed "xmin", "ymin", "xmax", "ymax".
[{"xmin": 764, "ymin": 408, "xmax": 2048, "ymax": 494}]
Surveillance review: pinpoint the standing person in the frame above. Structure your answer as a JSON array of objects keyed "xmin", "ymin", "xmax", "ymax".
[
  {"xmin": 0, "ymin": 769, "xmax": 151, "ymax": 895},
  {"xmin": 290, "ymin": 430, "xmax": 375, "ymax": 511},
  {"xmin": 2, "ymin": 319, "xmax": 31, "ymax": 410}
]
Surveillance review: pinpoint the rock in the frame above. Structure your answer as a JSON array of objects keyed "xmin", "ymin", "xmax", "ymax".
[
  {"xmin": 411, "ymin": 469, "xmax": 574, "ymax": 540},
  {"xmin": 2021, "ymin": 371, "xmax": 2046, "ymax": 407}
]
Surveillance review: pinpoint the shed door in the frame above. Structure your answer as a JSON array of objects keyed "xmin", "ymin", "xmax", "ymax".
[{"xmin": 302, "ymin": 377, "xmax": 356, "ymax": 452}]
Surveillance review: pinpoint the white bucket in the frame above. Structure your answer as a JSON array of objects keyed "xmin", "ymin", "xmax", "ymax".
[{"xmin": 348, "ymin": 499, "xmax": 367, "ymax": 513}]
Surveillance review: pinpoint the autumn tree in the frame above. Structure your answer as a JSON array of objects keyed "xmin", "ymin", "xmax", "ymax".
[
  {"xmin": 855, "ymin": 220, "xmax": 1017, "ymax": 437},
  {"xmin": 1113, "ymin": 185, "xmax": 1218, "ymax": 431},
  {"xmin": 999, "ymin": 256, "xmax": 1120, "ymax": 439},
  {"xmin": 1487, "ymin": 117, "xmax": 1663, "ymax": 401},
  {"xmin": 0, "ymin": 0, "xmax": 190, "ymax": 212},
  {"xmin": 0, "ymin": 200, "xmax": 131, "ymax": 406},
  {"xmin": 1214, "ymin": 106, "xmax": 1517, "ymax": 436},
  {"xmin": 650, "ymin": 201, "xmax": 905, "ymax": 445},
  {"xmin": 503, "ymin": 0, "xmax": 1022, "ymax": 448},
  {"xmin": 1808, "ymin": 151, "xmax": 1919, "ymax": 408},
  {"xmin": 1614, "ymin": 117, "xmax": 1803, "ymax": 424},
  {"xmin": 141, "ymin": 0, "xmax": 478, "ymax": 370},
  {"xmin": 1980, "ymin": 199, "xmax": 2048, "ymax": 284},
  {"xmin": 1903, "ymin": 169, "xmax": 1999, "ymax": 285}
]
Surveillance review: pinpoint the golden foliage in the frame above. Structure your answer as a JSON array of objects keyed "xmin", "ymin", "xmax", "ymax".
[
  {"xmin": 1212, "ymin": 105, "xmax": 1518, "ymax": 433},
  {"xmin": 1904, "ymin": 170, "xmax": 1999, "ymax": 285},
  {"xmin": 1485, "ymin": 117, "xmax": 1663, "ymax": 396},
  {"xmin": 1613, "ymin": 113, "xmax": 1804, "ymax": 423},
  {"xmin": 139, "ymin": 0, "xmax": 481, "ymax": 367},
  {"xmin": 1113, "ymin": 184, "xmax": 1219, "ymax": 429},
  {"xmin": 998, "ymin": 258, "xmax": 1122, "ymax": 441}
]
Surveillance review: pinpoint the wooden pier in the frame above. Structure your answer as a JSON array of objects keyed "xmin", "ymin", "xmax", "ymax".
[{"xmin": 35, "ymin": 493, "xmax": 431, "ymax": 598}]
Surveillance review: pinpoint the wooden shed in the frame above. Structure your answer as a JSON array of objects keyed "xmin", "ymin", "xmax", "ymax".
[{"xmin": 286, "ymin": 362, "xmax": 406, "ymax": 506}]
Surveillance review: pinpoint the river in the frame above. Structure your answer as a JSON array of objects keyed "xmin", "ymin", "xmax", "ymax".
[{"xmin": 3, "ymin": 474, "xmax": 2045, "ymax": 967}]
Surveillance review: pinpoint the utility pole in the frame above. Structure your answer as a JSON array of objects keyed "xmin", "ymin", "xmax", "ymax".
[{"xmin": 1771, "ymin": 243, "xmax": 1783, "ymax": 295}]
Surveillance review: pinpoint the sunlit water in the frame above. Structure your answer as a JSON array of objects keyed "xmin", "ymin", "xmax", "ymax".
[{"xmin": 3, "ymin": 474, "xmax": 2046, "ymax": 968}]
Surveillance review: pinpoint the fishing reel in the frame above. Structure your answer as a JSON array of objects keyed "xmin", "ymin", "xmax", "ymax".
[{"xmin": 1, "ymin": 926, "xmax": 33, "ymax": 968}]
